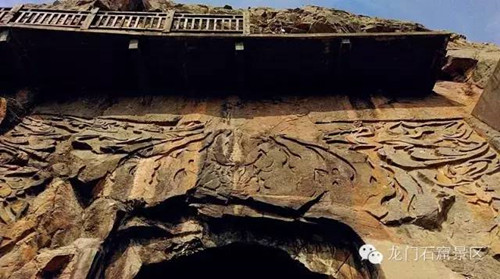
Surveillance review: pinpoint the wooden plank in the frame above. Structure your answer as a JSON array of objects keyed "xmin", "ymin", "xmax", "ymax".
[
  {"xmin": 111, "ymin": 15, "xmax": 118, "ymax": 28},
  {"xmin": 58, "ymin": 13, "xmax": 66, "ymax": 25},
  {"xmin": 134, "ymin": 16, "xmax": 140, "ymax": 28},
  {"xmin": 0, "ymin": 10, "xmax": 6, "ymax": 22},
  {"xmin": 196, "ymin": 18, "xmax": 200, "ymax": 30},
  {"xmin": 13, "ymin": 12, "xmax": 22, "ymax": 23},
  {"xmin": 23, "ymin": 12, "xmax": 32, "ymax": 24},
  {"xmin": 60, "ymin": 13, "xmax": 69, "ymax": 26},
  {"xmin": 126, "ymin": 16, "xmax": 133, "ymax": 28},
  {"xmin": 103, "ymin": 15, "xmax": 111, "ymax": 27},
  {"xmin": 49, "ymin": 13, "xmax": 58, "ymax": 25},
  {"xmin": 126, "ymin": 16, "xmax": 132, "ymax": 28},
  {"xmin": 150, "ymin": 16, "xmax": 156, "ymax": 29},
  {"xmin": 46, "ymin": 13, "xmax": 56, "ymax": 25},
  {"xmin": 13, "ymin": 11, "xmax": 24, "ymax": 23},
  {"xmin": 31, "ymin": 12, "xmax": 41, "ymax": 24},
  {"xmin": 94, "ymin": 15, "xmax": 103, "ymax": 27},
  {"xmin": 39, "ymin": 13, "xmax": 48, "ymax": 25},
  {"xmin": 153, "ymin": 17, "xmax": 160, "ymax": 30},
  {"xmin": 76, "ymin": 15, "xmax": 84, "ymax": 26},
  {"xmin": 156, "ymin": 17, "xmax": 162, "ymax": 29},
  {"xmin": 67, "ymin": 14, "xmax": 75, "ymax": 25},
  {"xmin": 118, "ymin": 16, "xmax": 125, "ymax": 28},
  {"xmin": 66, "ymin": 14, "xmax": 73, "ymax": 26}
]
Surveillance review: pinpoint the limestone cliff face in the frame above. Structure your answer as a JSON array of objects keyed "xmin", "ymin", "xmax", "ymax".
[
  {"xmin": 0, "ymin": 91, "xmax": 499, "ymax": 278},
  {"xmin": 445, "ymin": 37, "xmax": 500, "ymax": 88}
]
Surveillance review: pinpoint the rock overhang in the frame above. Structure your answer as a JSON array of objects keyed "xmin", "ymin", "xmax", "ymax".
[{"xmin": 0, "ymin": 7, "xmax": 450, "ymax": 95}]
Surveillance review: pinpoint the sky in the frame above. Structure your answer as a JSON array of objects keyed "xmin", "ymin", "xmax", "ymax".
[{"xmin": 1, "ymin": 0, "xmax": 498, "ymax": 44}]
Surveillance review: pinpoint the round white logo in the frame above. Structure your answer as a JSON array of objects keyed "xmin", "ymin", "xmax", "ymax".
[{"xmin": 359, "ymin": 244, "xmax": 383, "ymax": 264}]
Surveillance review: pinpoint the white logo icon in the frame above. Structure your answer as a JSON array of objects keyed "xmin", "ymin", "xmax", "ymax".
[{"xmin": 359, "ymin": 244, "xmax": 384, "ymax": 264}]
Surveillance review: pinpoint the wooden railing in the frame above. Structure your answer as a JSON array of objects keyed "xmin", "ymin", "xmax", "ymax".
[
  {"xmin": 171, "ymin": 13, "xmax": 244, "ymax": 33},
  {"xmin": 0, "ymin": 7, "xmax": 12, "ymax": 23},
  {"xmin": 90, "ymin": 10, "xmax": 172, "ymax": 31},
  {"xmin": 12, "ymin": 9, "xmax": 90, "ymax": 28},
  {"xmin": 0, "ymin": 6, "xmax": 247, "ymax": 34}
]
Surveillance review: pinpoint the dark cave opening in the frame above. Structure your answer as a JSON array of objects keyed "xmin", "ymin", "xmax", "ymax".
[{"xmin": 136, "ymin": 243, "xmax": 329, "ymax": 279}]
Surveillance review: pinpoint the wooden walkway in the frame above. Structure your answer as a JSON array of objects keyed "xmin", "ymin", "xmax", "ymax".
[
  {"xmin": 0, "ymin": 6, "xmax": 451, "ymax": 94},
  {"xmin": 0, "ymin": 6, "xmax": 247, "ymax": 35}
]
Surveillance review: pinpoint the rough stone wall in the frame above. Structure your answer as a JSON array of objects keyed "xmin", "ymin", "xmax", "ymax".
[
  {"xmin": 473, "ymin": 61, "xmax": 500, "ymax": 131},
  {"xmin": 445, "ymin": 37, "xmax": 500, "ymax": 88},
  {"xmin": 0, "ymin": 93, "xmax": 499, "ymax": 278}
]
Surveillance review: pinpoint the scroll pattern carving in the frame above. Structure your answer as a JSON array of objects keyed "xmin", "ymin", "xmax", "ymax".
[
  {"xmin": 0, "ymin": 114, "xmax": 206, "ymax": 223},
  {"xmin": 1, "ymin": 116, "xmax": 499, "ymax": 231},
  {"xmin": 321, "ymin": 120, "xmax": 500, "ymax": 228}
]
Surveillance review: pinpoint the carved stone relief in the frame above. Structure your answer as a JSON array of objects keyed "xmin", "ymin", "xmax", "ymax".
[
  {"xmin": 319, "ymin": 119, "xmax": 500, "ymax": 229},
  {"xmin": 0, "ymin": 114, "xmax": 499, "ymax": 278}
]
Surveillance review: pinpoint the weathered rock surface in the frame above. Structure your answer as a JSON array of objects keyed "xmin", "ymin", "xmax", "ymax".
[
  {"xmin": 445, "ymin": 36, "xmax": 500, "ymax": 88},
  {"xmin": 1, "ymin": 1, "xmax": 500, "ymax": 278},
  {"xmin": 25, "ymin": 0, "xmax": 142, "ymax": 11},
  {"xmin": 0, "ymin": 90, "xmax": 499, "ymax": 278},
  {"xmin": 0, "ymin": 98, "xmax": 5, "ymax": 126}
]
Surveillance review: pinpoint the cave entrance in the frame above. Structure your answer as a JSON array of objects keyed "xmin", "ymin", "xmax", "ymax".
[{"xmin": 136, "ymin": 243, "xmax": 329, "ymax": 279}]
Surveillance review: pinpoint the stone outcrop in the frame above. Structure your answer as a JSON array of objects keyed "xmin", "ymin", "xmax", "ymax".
[
  {"xmin": 445, "ymin": 35, "xmax": 500, "ymax": 88},
  {"xmin": 0, "ymin": 98, "xmax": 5, "ymax": 126},
  {"xmin": 245, "ymin": 6, "xmax": 428, "ymax": 34},
  {"xmin": 473, "ymin": 60, "xmax": 500, "ymax": 131}
]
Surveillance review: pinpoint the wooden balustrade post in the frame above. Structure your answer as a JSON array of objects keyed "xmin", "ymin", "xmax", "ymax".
[
  {"xmin": 81, "ymin": 8, "xmax": 99, "ymax": 30},
  {"xmin": 163, "ymin": 10, "xmax": 175, "ymax": 33},
  {"xmin": 243, "ymin": 10, "xmax": 250, "ymax": 35},
  {"xmin": 3, "ymin": 4, "xmax": 23, "ymax": 24}
]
